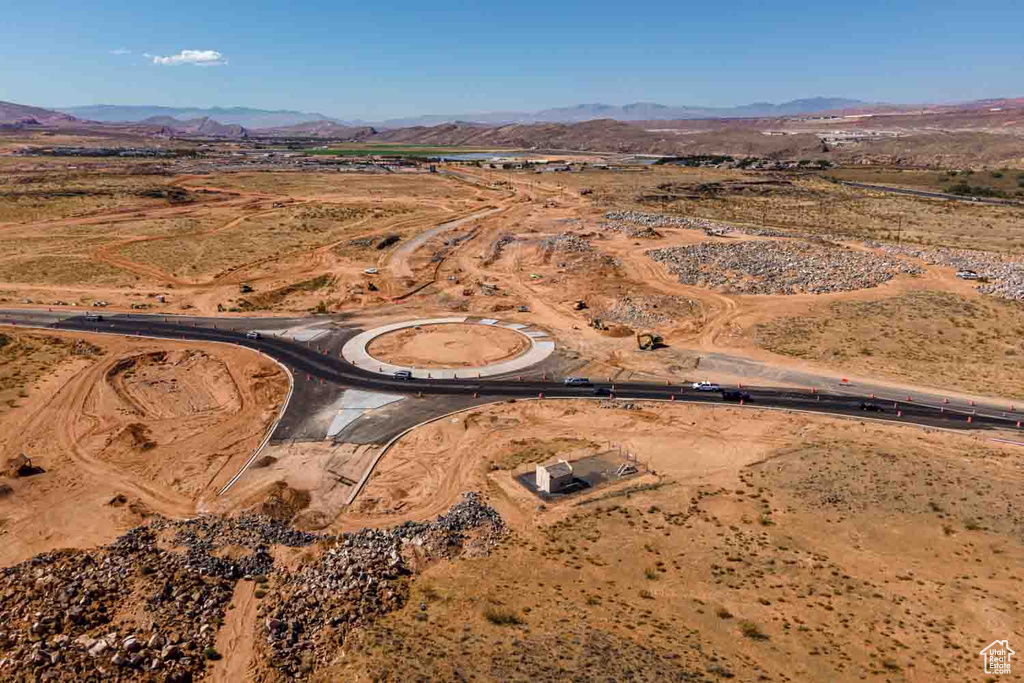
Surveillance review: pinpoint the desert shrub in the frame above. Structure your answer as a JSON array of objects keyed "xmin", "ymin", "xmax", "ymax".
[
  {"xmin": 484, "ymin": 607, "xmax": 523, "ymax": 626},
  {"xmin": 740, "ymin": 621, "xmax": 769, "ymax": 640}
]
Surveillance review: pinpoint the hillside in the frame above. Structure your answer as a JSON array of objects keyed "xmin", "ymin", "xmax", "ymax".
[
  {"xmin": 250, "ymin": 120, "xmax": 378, "ymax": 139},
  {"xmin": 139, "ymin": 116, "xmax": 248, "ymax": 138},
  {"xmin": 0, "ymin": 100, "xmax": 77, "ymax": 126},
  {"xmin": 58, "ymin": 105, "xmax": 342, "ymax": 128}
]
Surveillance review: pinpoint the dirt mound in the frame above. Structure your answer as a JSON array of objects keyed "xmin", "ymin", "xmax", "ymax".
[
  {"xmin": 0, "ymin": 333, "xmax": 289, "ymax": 566},
  {"xmin": 253, "ymin": 481, "xmax": 312, "ymax": 521},
  {"xmin": 105, "ymin": 349, "xmax": 241, "ymax": 419}
]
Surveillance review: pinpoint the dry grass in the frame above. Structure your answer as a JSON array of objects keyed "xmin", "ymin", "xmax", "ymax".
[
  {"xmin": 0, "ymin": 330, "xmax": 101, "ymax": 413},
  {"xmin": 326, "ymin": 418, "xmax": 1024, "ymax": 682},
  {"xmin": 550, "ymin": 165, "xmax": 1024, "ymax": 253},
  {"xmin": 754, "ymin": 290, "xmax": 1024, "ymax": 398}
]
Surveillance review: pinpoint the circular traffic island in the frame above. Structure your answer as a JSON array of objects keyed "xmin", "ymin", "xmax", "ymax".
[
  {"xmin": 367, "ymin": 323, "xmax": 530, "ymax": 369},
  {"xmin": 341, "ymin": 317, "xmax": 555, "ymax": 379}
]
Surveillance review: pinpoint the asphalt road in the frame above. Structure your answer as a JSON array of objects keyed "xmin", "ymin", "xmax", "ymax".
[
  {"xmin": 3, "ymin": 309, "xmax": 1021, "ymax": 434},
  {"xmin": 838, "ymin": 181, "xmax": 1022, "ymax": 207}
]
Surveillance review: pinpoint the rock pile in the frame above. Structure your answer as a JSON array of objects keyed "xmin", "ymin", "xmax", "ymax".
[
  {"xmin": 541, "ymin": 232, "xmax": 591, "ymax": 253},
  {"xmin": 864, "ymin": 242, "xmax": 1024, "ymax": 301},
  {"xmin": 599, "ymin": 221, "xmax": 661, "ymax": 239},
  {"xmin": 597, "ymin": 294, "xmax": 688, "ymax": 327},
  {"xmin": 648, "ymin": 241, "xmax": 922, "ymax": 295},
  {"xmin": 482, "ymin": 232, "xmax": 516, "ymax": 265},
  {"xmin": 605, "ymin": 210, "xmax": 812, "ymax": 239},
  {"xmin": 255, "ymin": 492, "xmax": 505, "ymax": 678},
  {"xmin": 0, "ymin": 494, "xmax": 505, "ymax": 681}
]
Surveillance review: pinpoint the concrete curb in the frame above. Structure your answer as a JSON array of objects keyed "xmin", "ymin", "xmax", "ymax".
[{"xmin": 341, "ymin": 317, "xmax": 555, "ymax": 379}]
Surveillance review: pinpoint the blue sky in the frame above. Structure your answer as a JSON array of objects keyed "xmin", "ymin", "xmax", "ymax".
[{"xmin": 2, "ymin": 0, "xmax": 1022, "ymax": 119}]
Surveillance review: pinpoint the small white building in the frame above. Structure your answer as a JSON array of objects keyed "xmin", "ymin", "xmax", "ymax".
[{"xmin": 536, "ymin": 460, "xmax": 574, "ymax": 494}]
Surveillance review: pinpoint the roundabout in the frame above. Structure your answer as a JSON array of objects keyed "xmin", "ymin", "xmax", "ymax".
[{"xmin": 341, "ymin": 316, "xmax": 556, "ymax": 379}]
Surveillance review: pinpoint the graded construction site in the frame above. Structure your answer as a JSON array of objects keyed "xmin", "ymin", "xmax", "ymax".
[{"xmin": 1, "ymin": 142, "xmax": 1023, "ymax": 682}]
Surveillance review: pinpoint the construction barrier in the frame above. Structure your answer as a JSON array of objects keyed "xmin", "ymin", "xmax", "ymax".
[
  {"xmin": 538, "ymin": 392, "xmax": 543, "ymax": 399},
  {"xmin": 897, "ymin": 410, "xmax": 902, "ymax": 417},
  {"xmin": 967, "ymin": 415, "xmax": 972, "ymax": 423},
  {"xmin": 670, "ymin": 395, "xmax": 675, "ymax": 401}
]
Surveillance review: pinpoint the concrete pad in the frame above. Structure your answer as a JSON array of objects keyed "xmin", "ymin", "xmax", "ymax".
[
  {"xmin": 479, "ymin": 318, "xmax": 499, "ymax": 325},
  {"xmin": 292, "ymin": 330, "xmax": 329, "ymax": 343},
  {"xmin": 328, "ymin": 410, "xmax": 366, "ymax": 438},
  {"xmin": 337, "ymin": 389, "xmax": 405, "ymax": 411},
  {"xmin": 326, "ymin": 389, "xmax": 405, "ymax": 438}
]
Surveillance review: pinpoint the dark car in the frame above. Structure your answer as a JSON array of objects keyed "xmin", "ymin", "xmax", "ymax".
[
  {"xmin": 393, "ymin": 370, "xmax": 413, "ymax": 381},
  {"xmin": 84, "ymin": 314, "xmax": 103, "ymax": 322},
  {"xmin": 859, "ymin": 402, "xmax": 884, "ymax": 412},
  {"xmin": 721, "ymin": 390, "xmax": 751, "ymax": 402},
  {"xmin": 592, "ymin": 387, "xmax": 611, "ymax": 396}
]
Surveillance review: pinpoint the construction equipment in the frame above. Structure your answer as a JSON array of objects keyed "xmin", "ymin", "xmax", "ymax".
[{"xmin": 636, "ymin": 331, "xmax": 663, "ymax": 350}]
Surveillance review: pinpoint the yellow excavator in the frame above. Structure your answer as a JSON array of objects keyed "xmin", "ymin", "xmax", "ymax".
[{"xmin": 636, "ymin": 331, "xmax": 663, "ymax": 350}]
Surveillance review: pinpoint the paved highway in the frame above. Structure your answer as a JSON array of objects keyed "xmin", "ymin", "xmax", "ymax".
[
  {"xmin": 3, "ymin": 309, "xmax": 1021, "ymax": 434},
  {"xmin": 838, "ymin": 181, "xmax": 1022, "ymax": 207}
]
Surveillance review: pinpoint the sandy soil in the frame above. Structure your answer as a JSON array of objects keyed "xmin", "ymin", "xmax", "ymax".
[
  {"xmin": 0, "ymin": 328, "xmax": 288, "ymax": 566},
  {"xmin": 366, "ymin": 323, "xmax": 530, "ymax": 368},
  {"xmin": 324, "ymin": 399, "xmax": 1024, "ymax": 682}
]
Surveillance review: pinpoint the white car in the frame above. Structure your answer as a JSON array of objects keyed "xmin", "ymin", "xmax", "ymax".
[
  {"xmin": 692, "ymin": 381, "xmax": 722, "ymax": 392},
  {"xmin": 364, "ymin": 268, "xmax": 379, "ymax": 275},
  {"xmin": 245, "ymin": 331, "xmax": 261, "ymax": 339},
  {"xmin": 564, "ymin": 376, "xmax": 591, "ymax": 386}
]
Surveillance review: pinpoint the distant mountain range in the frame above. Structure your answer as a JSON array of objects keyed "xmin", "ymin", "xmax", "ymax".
[
  {"xmin": 56, "ymin": 105, "xmax": 340, "ymax": 129},
  {"xmin": 54, "ymin": 98, "xmax": 868, "ymax": 129},
  {"xmin": 378, "ymin": 98, "xmax": 869, "ymax": 127}
]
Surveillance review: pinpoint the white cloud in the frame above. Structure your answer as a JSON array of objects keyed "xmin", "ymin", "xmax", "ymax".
[
  {"xmin": 109, "ymin": 48, "xmax": 131, "ymax": 55},
  {"xmin": 145, "ymin": 49, "xmax": 227, "ymax": 67}
]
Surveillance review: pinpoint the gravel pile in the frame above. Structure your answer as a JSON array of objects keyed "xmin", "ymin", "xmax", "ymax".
[
  {"xmin": 597, "ymin": 293, "xmax": 691, "ymax": 327},
  {"xmin": 605, "ymin": 210, "xmax": 817, "ymax": 239},
  {"xmin": 0, "ymin": 494, "xmax": 505, "ymax": 681},
  {"xmin": 604, "ymin": 210, "xmax": 728, "ymax": 231},
  {"xmin": 599, "ymin": 221, "xmax": 662, "ymax": 239},
  {"xmin": 541, "ymin": 232, "xmax": 592, "ymax": 253},
  {"xmin": 648, "ymin": 241, "xmax": 922, "ymax": 295},
  {"xmin": 482, "ymin": 232, "xmax": 516, "ymax": 265},
  {"xmin": 864, "ymin": 242, "xmax": 1024, "ymax": 301}
]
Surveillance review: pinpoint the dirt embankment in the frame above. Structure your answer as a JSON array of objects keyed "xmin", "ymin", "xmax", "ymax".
[{"xmin": 0, "ymin": 329, "xmax": 288, "ymax": 566}]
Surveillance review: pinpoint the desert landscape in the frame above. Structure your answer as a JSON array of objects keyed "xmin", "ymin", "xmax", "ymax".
[{"xmin": 1, "ymin": 85, "xmax": 1023, "ymax": 682}]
